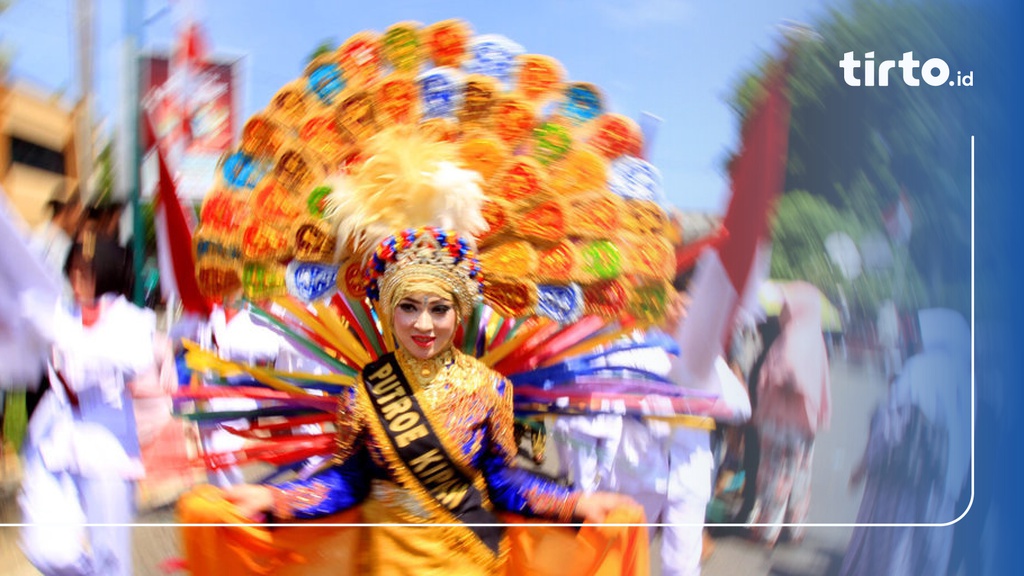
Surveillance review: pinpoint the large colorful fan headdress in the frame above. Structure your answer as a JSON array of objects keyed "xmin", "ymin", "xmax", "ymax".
[
  {"xmin": 179, "ymin": 19, "xmax": 723, "ymax": 475},
  {"xmin": 192, "ymin": 18, "xmax": 675, "ymax": 326}
]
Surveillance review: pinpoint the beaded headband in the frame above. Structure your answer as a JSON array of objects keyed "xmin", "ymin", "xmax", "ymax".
[{"xmin": 365, "ymin": 226, "xmax": 483, "ymax": 321}]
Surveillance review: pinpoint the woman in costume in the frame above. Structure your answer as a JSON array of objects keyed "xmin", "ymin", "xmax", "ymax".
[
  {"xmin": 177, "ymin": 19, "xmax": 682, "ymax": 575},
  {"xmin": 18, "ymin": 234, "xmax": 178, "ymax": 576},
  {"xmin": 178, "ymin": 121, "xmax": 654, "ymax": 573},
  {"xmin": 219, "ymin": 224, "xmax": 635, "ymax": 574}
]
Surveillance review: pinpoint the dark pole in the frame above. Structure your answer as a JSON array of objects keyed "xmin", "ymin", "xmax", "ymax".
[{"xmin": 126, "ymin": 0, "xmax": 144, "ymax": 305}]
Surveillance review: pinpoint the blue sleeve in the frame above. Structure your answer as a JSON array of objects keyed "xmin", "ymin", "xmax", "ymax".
[
  {"xmin": 480, "ymin": 376, "xmax": 580, "ymax": 521},
  {"xmin": 175, "ymin": 351, "xmax": 192, "ymax": 386},
  {"xmin": 270, "ymin": 446, "xmax": 372, "ymax": 520},
  {"xmin": 483, "ymin": 455, "xmax": 579, "ymax": 521}
]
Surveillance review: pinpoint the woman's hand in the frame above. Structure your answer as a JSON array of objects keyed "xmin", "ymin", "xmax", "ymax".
[
  {"xmin": 223, "ymin": 484, "xmax": 275, "ymax": 521},
  {"xmin": 573, "ymin": 491, "xmax": 641, "ymax": 523}
]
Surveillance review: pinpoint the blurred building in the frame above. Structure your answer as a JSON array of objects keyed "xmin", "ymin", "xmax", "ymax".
[{"xmin": 0, "ymin": 78, "xmax": 85, "ymax": 228}]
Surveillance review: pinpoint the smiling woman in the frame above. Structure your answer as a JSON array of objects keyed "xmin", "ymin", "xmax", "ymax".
[
  {"xmin": 193, "ymin": 226, "xmax": 642, "ymax": 576},
  {"xmin": 175, "ymin": 17, "xmax": 675, "ymax": 575},
  {"xmin": 392, "ymin": 294, "xmax": 457, "ymax": 360}
]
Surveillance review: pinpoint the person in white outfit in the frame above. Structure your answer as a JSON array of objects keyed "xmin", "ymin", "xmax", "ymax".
[
  {"xmin": 551, "ymin": 318, "xmax": 751, "ymax": 576},
  {"xmin": 197, "ymin": 302, "xmax": 285, "ymax": 487},
  {"xmin": 18, "ymin": 234, "xmax": 176, "ymax": 576},
  {"xmin": 176, "ymin": 299, "xmax": 334, "ymax": 487},
  {"xmin": 29, "ymin": 195, "xmax": 82, "ymax": 294}
]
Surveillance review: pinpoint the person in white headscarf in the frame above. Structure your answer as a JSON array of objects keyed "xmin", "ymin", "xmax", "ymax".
[
  {"xmin": 839, "ymin": 308, "xmax": 971, "ymax": 576},
  {"xmin": 892, "ymin": 308, "xmax": 971, "ymax": 503}
]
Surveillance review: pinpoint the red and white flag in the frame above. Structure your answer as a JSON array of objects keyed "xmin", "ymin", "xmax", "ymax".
[
  {"xmin": 670, "ymin": 56, "xmax": 793, "ymax": 390},
  {"xmin": 145, "ymin": 13, "xmax": 212, "ymax": 317},
  {"xmin": 148, "ymin": 114, "xmax": 210, "ymax": 317}
]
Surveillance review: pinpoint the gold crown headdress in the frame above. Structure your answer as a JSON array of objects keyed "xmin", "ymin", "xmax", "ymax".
[{"xmin": 365, "ymin": 226, "xmax": 483, "ymax": 323}]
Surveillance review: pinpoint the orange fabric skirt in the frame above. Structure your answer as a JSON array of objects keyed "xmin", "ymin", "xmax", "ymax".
[{"xmin": 177, "ymin": 485, "xmax": 649, "ymax": 576}]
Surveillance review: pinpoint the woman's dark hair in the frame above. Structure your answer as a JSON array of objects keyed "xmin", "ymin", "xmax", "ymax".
[{"xmin": 64, "ymin": 234, "xmax": 130, "ymax": 298}]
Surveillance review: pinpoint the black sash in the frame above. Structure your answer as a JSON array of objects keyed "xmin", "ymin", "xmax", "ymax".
[{"xmin": 362, "ymin": 353, "xmax": 504, "ymax": 555}]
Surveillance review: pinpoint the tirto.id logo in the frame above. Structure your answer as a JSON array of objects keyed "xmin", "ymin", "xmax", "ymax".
[{"xmin": 840, "ymin": 51, "xmax": 973, "ymax": 87}]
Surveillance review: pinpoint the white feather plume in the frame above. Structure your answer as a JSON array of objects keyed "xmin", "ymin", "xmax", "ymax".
[{"xmin": 323, "ymin": 127, "xmax": 488, "ymax": 263}]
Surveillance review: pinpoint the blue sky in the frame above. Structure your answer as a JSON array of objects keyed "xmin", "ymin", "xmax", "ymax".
[{"xmin": 0, "ymin": 0, "xmax": 835, "ymax": 212}]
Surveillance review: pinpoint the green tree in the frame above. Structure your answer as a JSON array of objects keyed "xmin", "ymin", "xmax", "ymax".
[
  {"xmin": 770, "ymin": 190, "xmax": 855, "ymax": 287},
  {"xmin": 91, "ymin": 140, "xmax": 116, "ymax": 205},
  {"xmin": 141, "ymin": 199, "xmax": 157, "ymax": 255},
  {"xmin": 731, "ymin": 0, "xmax": 980, "ymax": 319}
]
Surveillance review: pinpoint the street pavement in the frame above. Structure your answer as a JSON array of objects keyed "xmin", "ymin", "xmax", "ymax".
[{"xmin": 0, "ymin": 355, "xmax": 886, "ymax": 575}]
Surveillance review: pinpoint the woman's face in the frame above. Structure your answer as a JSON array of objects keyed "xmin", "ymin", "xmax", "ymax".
[
  {"xmin": 392, "ymin": 292, "xmax": 458, "ymax": 360},
  {"xmin": 69, "ymin": 257, "xmax": 96, "ymax": 306}
]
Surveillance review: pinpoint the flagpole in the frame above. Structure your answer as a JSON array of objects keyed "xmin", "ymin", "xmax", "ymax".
[
  {"xmin": 125, "ymin": 0, "xmax": 145, "ymax": 306},
  {"xmin": 74, "ymin": 0, "xmax": 94, "ymax": 205}
]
